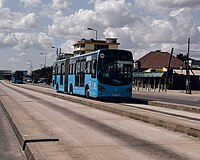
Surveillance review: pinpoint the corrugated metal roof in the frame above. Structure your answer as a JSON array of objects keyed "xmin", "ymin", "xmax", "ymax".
[{"xmin": 133, "ymin": 72, "xmax": 165, "ymax": 78}]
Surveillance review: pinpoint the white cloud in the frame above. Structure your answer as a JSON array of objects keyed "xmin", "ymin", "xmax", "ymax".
[
  {"xmin": 0, "ymin": 32, "xmax": 17, "ymax": 48},
  {"xmin": 60, "ymin": 39, "xmax": 75, "ymax": 53},
  {"xmin": 8, "ymin": 57, "xmax": 20, "ymax": 63},
  {"xmin": 0, "ymin": 0, "xmax": 5, "ymax": 9},
  {"xmin": 0, "ymin": 9, "xmax": 39, "ymax": 30},
  {"xmin": 14, "ymin": 32, "xmax": 53, "ymax": 51},
  {"xmin": 48, "ymin": 0, "xmax": 135, "ymax": 38},
  {"xmin": 52, "ymin": 0, "xmax": 71, "ymax": 11},
  {"xmin": 135, "ymin": 0, "xmax": 200, "ymax": 11},
  {"xmin": 1, "ymin": 0, "xmax": 199, "ymax": 63},
  {"xmin": 198, "ymin": 26, "xmax": 200, "ymax": 32},
  {"xmin": 93, "ymin": 0, "xmax": 133, "ymax": 27},
  {"xmin": 48, "ymin": 9, "xmax": 102, "ymax": 38},
  {"xmin": 16, "ymin": 52, "xmax": 27, "ymax": 56},
  {"xmin": 20, "ymin": 0, "xmax": 41, "ymax": 7},
  {"xmin": 0, "ymin": 0, "xmax": 5, "ymax": 8},
  {"xmin": 0, "ymin": 31, "xmax": 53, "ymax": 51},
  {"xmin": 103, "ymin": 27, "xmax": 138, "ymax": 50},
  {"xmin": 36, "ymin": 32, "xmax": 53, "ymax": 50},
  {"xmin": 169, "ymin": 8, "xmax": 188, "ymax": 17},
  {"xmin": 14, "ymin": 32, "xmax": 34, "ymax": 49},
  {"xmin": 15, "ymin": 13, "xmax": 39, "ymax": 29},
  {"xmin": 0, "ymin": 8, "xmax": 20, "ymax": 30},
  {"xmin": 47, "ymin": 0, "xmax": 200, "ymax": 59}
]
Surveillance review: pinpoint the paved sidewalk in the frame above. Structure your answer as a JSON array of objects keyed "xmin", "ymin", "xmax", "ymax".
[{"xmin": 133, "ymin": 87, "xmax": 200, "ymax": 95}]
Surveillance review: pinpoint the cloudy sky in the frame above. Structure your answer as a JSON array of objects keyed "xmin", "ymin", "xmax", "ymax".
[{"xmin": 0, "ymin": 0, "xmax": 200, "ymax": 71}]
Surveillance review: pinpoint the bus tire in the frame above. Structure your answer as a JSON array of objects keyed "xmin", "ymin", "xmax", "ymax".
[
  {"xmin": 69, "ymin": 84, "xmax": 73, "ymax": 95},
  {"xmin": 85, "ymin": 86, "xmax": 90, "ymax": 98}
]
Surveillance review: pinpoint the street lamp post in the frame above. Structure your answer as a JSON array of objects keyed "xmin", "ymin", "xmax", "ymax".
[
  {"xmin": 40, "ymin": 52, "xmax": 46, "ymax": 68},
  {"xmin": 52, "ymin": 46, "xmax": 61, "ymax": 60},
  {"xmin": 27, "ymin": 60, "xmax": 33, "ymax": 76},
  {"xmin": 87, "ymin": 27, "xmax": 97, "ymax": 40}
]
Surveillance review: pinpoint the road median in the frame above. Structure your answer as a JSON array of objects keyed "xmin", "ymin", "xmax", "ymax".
[{"xmin": 148, "ymin": 101, "xmax": 200, "ymax": 113}]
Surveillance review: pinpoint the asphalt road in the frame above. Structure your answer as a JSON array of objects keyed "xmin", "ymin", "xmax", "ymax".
[
  {"xmin": 0, "ymin": 103, "xmax": 26, "ymax": 160},
  {"xmin": 1, "ymin": 81, "xmax": 200, "ymax": 160},
  {"xmin": 132, "ymin": 91, "xmax": 200, "ymax": 107}
]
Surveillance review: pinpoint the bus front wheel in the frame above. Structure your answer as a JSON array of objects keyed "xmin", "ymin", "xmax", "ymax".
[
  {"xmin": 85, "ymin": 87, "xmax": 90, "ymax": 98},
  {"xmin": 69, "ymin": 85, "xmax": 73, "ymax": 95},
  {"xmin": 56, "ymin": 83, "xmax": 59, "ymax": 92}
]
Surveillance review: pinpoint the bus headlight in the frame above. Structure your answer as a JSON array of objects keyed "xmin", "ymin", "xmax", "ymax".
[{"xmin": 98, "ymin": 85, "xmax": 106, "ymax": 92}]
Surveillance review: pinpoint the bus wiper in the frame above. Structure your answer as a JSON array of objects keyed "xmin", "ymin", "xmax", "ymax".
[{"xmin": 112, "ymin": 79, "xmax": 122, "ymax": 84}]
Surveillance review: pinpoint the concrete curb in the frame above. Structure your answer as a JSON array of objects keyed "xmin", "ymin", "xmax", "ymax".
[{"xmin": 148, "ymin": 101, "xmax": 200, "ymax": 113}]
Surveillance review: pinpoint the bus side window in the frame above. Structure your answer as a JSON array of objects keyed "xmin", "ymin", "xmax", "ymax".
[
  {"xmin": 92, "ymin": 60, "xmax": 97, "ymax": 77},
  {"xmin": 86, "ymin": 61, "xmax": 91, "ymax": 74},
  {"xmin": 60, "ymin": 63, "xmax": 62, "ymax": 75},
  {"xmin": 81, "ymin": 60, "xmax": 86, "ymax": 73},
  {"xmin": 72, "ymin": 64, "xmax": 75, "ymax": 74},
  {"xmin": 56, "ymin": 63, "xmax": 60, "ymax": 74},
  {"xmin": 61, "ymin": 63, "xmax": 65, "ymax": 74},
  {"xmin": 69, "ymin": 64, "xmax": 73, "ymax": 74},
  {"xmin": 69, "ymin": 64, "xmax": 71, "ymax": 74},
  {"xmin": 53, "ymin": 63, "xmax": 56, "ymax": 74},
  {"xmin": 76, "ymin": 61, "xmax": 80, "ymax": 75}
]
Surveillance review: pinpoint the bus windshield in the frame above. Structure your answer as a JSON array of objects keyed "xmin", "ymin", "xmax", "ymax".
[
  {"xmin": 15, "ymin": 74, "xmax": 23, "ymax": 79},
  {"xmin": 97, "ymin": 50, "xmax": 133, "ymax": 86}
]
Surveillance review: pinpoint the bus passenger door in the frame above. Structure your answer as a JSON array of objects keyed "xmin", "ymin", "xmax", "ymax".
[
  {"xmin": 55, "ymin": 63, "xmax": 59, "ymax": 87},
  {"xmin": 80, "ymin": 60, "xmax": 86, "ymax": 87},
  {"xmin": 64, "ymin": 59, "xmax": 70, "ymax": 92},
  {"xmin": 75, "ymin": 61, "xmax": 80, "ymax": 86},
  {"xmin": 60, "ymin": 63, "xmax": 64, "ymax": 86}
]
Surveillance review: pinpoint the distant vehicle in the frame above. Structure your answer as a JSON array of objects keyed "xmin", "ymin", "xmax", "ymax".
[
  {"xmin": 26, "ymin": 79, "xmax": 32, "ymax": 83},
  {"xmin": 38, "ymin": 78, "xmax": 45, "ymax": 83},
  {"xmin": 52, "ymin": 49, "xmax": 133, "ymax": 98},
  {"xmin": 11, "ymin": 70, "xmax": 24, "ymax": 84}
]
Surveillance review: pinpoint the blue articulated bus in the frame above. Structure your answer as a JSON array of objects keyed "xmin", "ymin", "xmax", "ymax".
[
  {"xmin": 52, "ymin": 49, "xmax": 133, "ymax": 98},
  {"xmin": 11, "ymin": 71, "xmax": 24, "ymax": 84}
]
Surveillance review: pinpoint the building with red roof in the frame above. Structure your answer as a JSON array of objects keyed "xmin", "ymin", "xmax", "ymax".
[
  {"xmin": 136, "ymin": 50, "xmax": 185, "ymax": 72},
  {"xmin": 133, "ymin": 50, "xmax": 200, "ymax": 91}
]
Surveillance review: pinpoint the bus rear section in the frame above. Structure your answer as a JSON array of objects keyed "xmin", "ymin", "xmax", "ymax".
[
  {"xmin": 52, "ymin": 58, "xmax": 70, "ymax": 93},
  {"xmin": 11, "ymin": 71, "xmax": 24, "ymax": 84}
]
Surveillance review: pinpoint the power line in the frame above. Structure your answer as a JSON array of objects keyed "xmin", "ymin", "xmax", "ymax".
[
  {"xmin": 134, "ymin": 1, "xmax": 200, "ymax": 58},
  {"xmin": 161, "ymin": 40, "xmax": 200, "ymax": 52},
  {"xmin": 138, "ymin": 0, "xmax": 200, "ymax": 34},
  {"xmin": 176, "ymin": 49, "xmax": 199, "ymax": 52}
]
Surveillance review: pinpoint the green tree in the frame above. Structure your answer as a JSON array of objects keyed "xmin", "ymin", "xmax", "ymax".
[{"xmin": 32, "ymin": 66, "xmax": 52, "ymax": 84}]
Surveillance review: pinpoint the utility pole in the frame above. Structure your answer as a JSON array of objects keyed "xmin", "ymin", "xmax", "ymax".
[
  {"xmin": 185, "ymin": 38, "xmax": 191, "ymax": 94},
  {"xmin": 165, "ymin": 47, "xmax": 174, "ymax": 90},
  {"xmin": 40, "ymin": 52, "xmax": 46, "ymax": 68},
  {"xmin": 27, "ymin": 60, "xmax": 33, "ymax": 76}
]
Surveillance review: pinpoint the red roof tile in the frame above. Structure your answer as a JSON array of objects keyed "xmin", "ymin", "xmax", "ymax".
[{"xmin": 138, "ymin": 51, "xmax": 185, "ymax": 69}]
